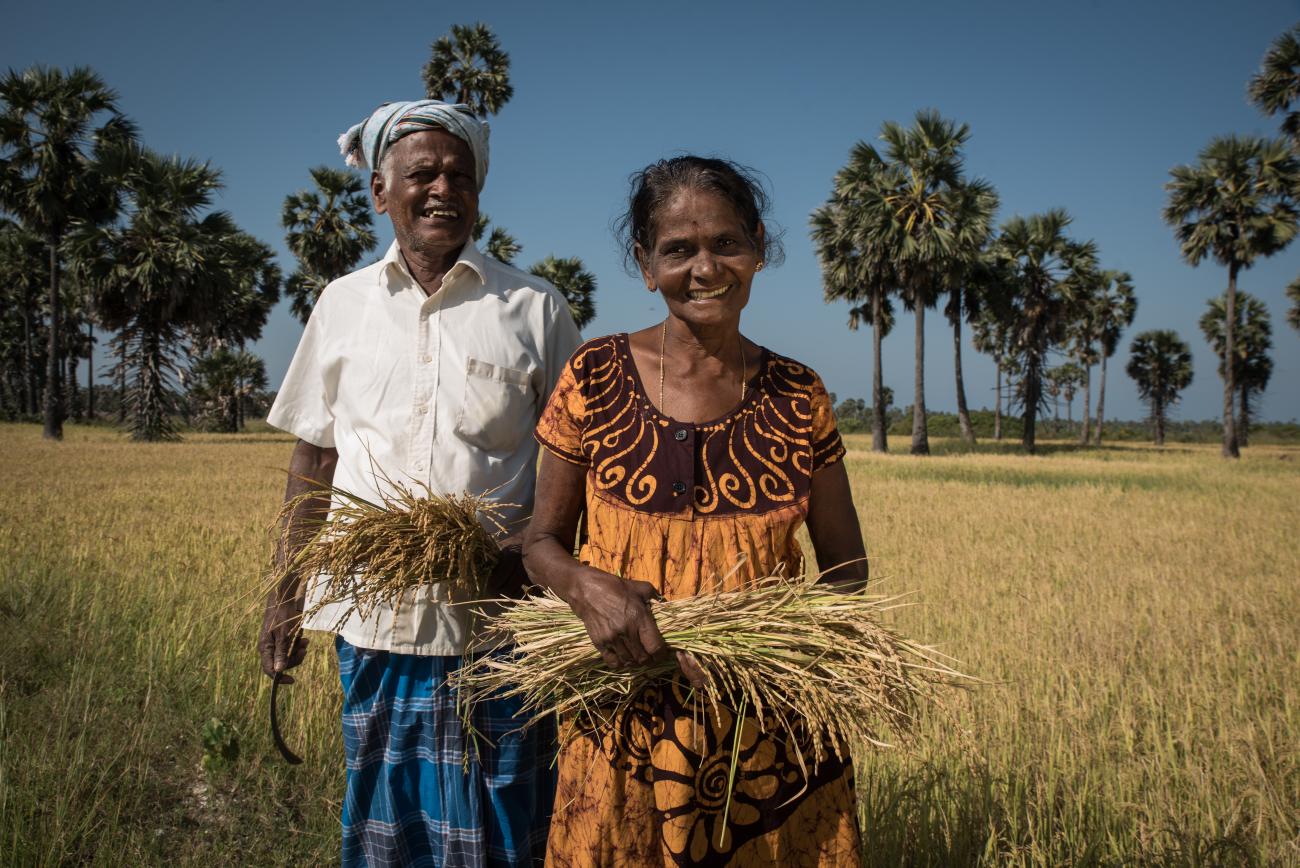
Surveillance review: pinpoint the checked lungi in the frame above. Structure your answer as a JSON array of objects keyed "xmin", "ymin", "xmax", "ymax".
[{"xmin": 337, "ymin": 637, "xmax": 557, "ymax": 868}]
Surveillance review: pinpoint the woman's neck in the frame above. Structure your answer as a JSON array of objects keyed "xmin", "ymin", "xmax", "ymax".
[{"xmin": 663, "ymin": 317, "xmax": 742, "ymax": 365}]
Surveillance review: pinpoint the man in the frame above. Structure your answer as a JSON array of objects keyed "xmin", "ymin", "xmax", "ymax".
[{"xmin": 258, "ymin": 100, "xmax": 581, "ymax": 867}]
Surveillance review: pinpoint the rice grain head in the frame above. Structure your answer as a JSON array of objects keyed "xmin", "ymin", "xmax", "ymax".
[
  {"xmin": 267, "ymin": 475, "xmax": 514, "ymax": 632},
  {"xmin": 452, "ymin": 573, "xmax": 975, "ymax": 774}
]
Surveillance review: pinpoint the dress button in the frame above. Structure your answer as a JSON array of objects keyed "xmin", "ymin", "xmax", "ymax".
[
  {"xmin": 674, "ymin": 429, "xmax": 688, "ymax": 441},
  {"xmin": 672, "ymin": 481, "xmax": 686, "ymax": 495}
]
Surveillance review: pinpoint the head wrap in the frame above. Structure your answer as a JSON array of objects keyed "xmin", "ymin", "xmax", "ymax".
[{"xmin": 337, "ymin": 100, "xmax": 490, "ymax": 191}]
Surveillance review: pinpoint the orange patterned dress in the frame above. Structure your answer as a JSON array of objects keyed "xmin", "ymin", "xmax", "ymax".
[{"xmin": 534, "ymin": 334, "xmax": 862, "ymax": 867}]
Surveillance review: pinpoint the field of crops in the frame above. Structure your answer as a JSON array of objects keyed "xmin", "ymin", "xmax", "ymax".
[{"xmin": 1, "ymin": 423, "xmax": 1296, "ymax": 866}]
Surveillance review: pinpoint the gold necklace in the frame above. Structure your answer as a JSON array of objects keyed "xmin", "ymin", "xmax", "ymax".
[{"xmin": 658, "ymin": 320, "xmax": 746, "ymax": 418}]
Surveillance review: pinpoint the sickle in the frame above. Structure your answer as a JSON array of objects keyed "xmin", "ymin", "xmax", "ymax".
[{"xmin": 270, "ymin": 673, "xmax": 303, "ymax": 765}]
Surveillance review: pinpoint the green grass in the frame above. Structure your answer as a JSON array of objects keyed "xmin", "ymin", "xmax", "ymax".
[{"xmin": 0, "ymin": 424, "xmax": 1297, "ymax": 866}]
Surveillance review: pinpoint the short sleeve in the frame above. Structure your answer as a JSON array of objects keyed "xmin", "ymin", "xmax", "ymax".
[
  {"xmin": 534, "ymin": 356, "xmax": 587, "ymax": 465},
  {"xmin": 537, "ymin": 292, "xmax": 583, "ymax": 407},
  {"xmin": 267, "ymin": 299, "xmax": 336, "ymax": 448},
  {"xmin": 809, "ymin": 373, "xmax": 845, "ymax": 472}
]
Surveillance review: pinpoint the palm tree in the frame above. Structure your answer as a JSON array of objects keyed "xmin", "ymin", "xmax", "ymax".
[
  {"xmin": 1049, "ymin": 362, "xmax": 1083, "ymax": 426},
  {"xmin": 991, "ymin": 210, "xmax": 1095, "ymax": 453},
  {"xmin": 192, "ymin": 231, "xmax": 281, "ymax": 353},
  {"xmin": 74, "ymin": 145, "xmax": 263, "ymax": 441},
  {"xmin": 0, "ymin": 65, "xmax": 135, "ymax": 439},
  {"xmin": 942, "ymin": 187, "xmax": 999, "ymax": 444},
  {"xmin": 1164, "ymin": 135, "xmax": 1299, "ymax": 458},
  {"xmin": 0, "ymin": 218, "xmax": 47, "ymax": 416},
  {"xmin": 1066, "ymin": 265, "xmax": 1104, "ymax": 444},
  {"xmin": 529, "ymin": 255, "xmax": 597, "ymax": 330},
  {"xmin": 812, "ymin": 148, "xmax": 897, "ymax": 453},
  {"xmin": 864, "ymin": 110, "xmax": 989, "ymax": 455},
  {"xmin": 1127, "ymin": 330, "xmax": 1193, "ymax": 446},
  {"xmin": 422, "ymin": 22, "xmax": 513, "ymax": 117},
  {"xmin": 1044, "ymin": 367, "xmax": 1062, "ymax": 422},
  {"xmin": 1199, "ymin": 292, "xmax": 1272, "ymax": 447},
  {"xmin": 189, "ymin": 347, "xmax": 268, "ymax": 432},
  {"xmin": 1286, "ymin": 277, "xmax": 1300, "ymax": 333},
  {"xmin": 1250, "ymin": 25, "xmax": 1300, "ymax": 146},
  {"xmin": 1091, "ymin": 270, "xmax": 1137, "ymax": 445},
  {"xmin": 282, "ymin": 166, "xmax": 375, "ymax": 325},
  {"xmin": 473, "ymin": 213, "xmax": 521, "ymax": 265},
  {"xmin": 970, "ymin": 272, "xmax": 1015, "ymax": 441}
]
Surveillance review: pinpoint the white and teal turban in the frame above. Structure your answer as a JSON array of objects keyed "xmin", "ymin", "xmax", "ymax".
[{"xmin": 337, "ymin": 100, "xmax": 490, "ymax": 191}]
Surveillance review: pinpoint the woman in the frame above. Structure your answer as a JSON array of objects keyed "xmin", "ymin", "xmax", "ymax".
[{"xmin": 525, "ymin": 157, "xmax": 868, "ymax": 867}]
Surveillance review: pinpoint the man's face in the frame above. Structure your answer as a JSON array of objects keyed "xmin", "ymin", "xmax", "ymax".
[{"xmin": 371, "ymin": 129, "xmax": 478, "ymax": 264}]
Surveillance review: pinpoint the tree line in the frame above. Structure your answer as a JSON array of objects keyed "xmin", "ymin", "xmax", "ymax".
[
  {"xmin": 815, "ymin": 23, "xmax": 1300, "ymax": 455},
  {"xmin": 0, "ymin": 23, "xmax": 597, "ymax": 442}
]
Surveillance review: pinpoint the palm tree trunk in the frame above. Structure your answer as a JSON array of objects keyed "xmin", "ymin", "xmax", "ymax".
[
  {"xmin": 1023, "ymin": 362, "xmax": 1040, "ymax": 453},
  {"xmin": 871, "ymin": 291, "xmax": 888, "ymax": 453},
  {"xmin": 87, "ymin": 321, "xmax": 95, "ymax": 421},
  {"xmin": 22, "ymin": 303, "xmax": 36, "ymax": 416},
  {"xmin": 993, "ymin": 356, "xmax": 1003, "ymax": 441},
  {"xmin": 43, "ymin": 240, "xmax": 63, "ymax": 440},
  {"xmin": 953, "ymin": 316, "xmax": 975, "ymax": 444},
  {"xmin": 911, "ymin": 301, "xmax": 929, "ymax": 456},
  {"xmin": 116, "ymin": 338, "xmax": 127, "ymax": 424},
  {"xmin": 1221, "ymin": 263, "xmax": 1240, "ymax": 458},
  {"xmin": 230, "ymin": 379, "xmax": 241, "ymax": 432},
  {"xmin": 69, "ymin": 354, "xmax": 81, "ymax": 421},
  {"xmin": 1154, "ymin": 395, "xmax": 1165, "ymax": 446},
  {"xmin": 135, "ymin": 322, "xmax": 166, "ymax": 441},
  {"xmin": 1094, "ymin": 352, "xmax": 1108, "ymax": 445},
  {"xmin": 1078, "ymin": 362, "xmax": 1091, "ymax": 445},
  {"xmin": 1239, "ymin": 386, "xmax": 1250, "ymax": 448}
]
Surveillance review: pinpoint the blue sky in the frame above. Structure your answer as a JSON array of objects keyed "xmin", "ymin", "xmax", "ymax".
[{"xmin": 6, "ymin": 0, "xmax": 1300, "ymax": 423}]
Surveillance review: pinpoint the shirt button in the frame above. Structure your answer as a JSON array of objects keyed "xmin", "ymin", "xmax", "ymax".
[
  {"xmin": 414, "ymin": 462, "xmax": 426, "ymax": 471},
  {"xmin": 672, "ymin": 481, "xmax": 686, "ymax": 495},
  {"xmin": 674, "ymin": 429, "xmax": 688, "ymax": 441},
  {"xmin": 421, "ymin": 354, "xmax": 433, "ymax": 364},
  {"xmin": 415, "ymin": 404, "xmax": 428, "ymax": 415}
]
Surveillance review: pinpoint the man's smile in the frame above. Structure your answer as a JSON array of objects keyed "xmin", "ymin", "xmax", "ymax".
[{"xmin": 420, "ymin": 203, "xmax": 461, "ymax": 221}]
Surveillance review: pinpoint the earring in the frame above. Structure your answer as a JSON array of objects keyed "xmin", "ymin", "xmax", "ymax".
[
  {"xmin": 649, "ymin": 286, "xmax": 658, "ymax": 293},
  {"xmin": 755, "ymin": 260, "xmax": 764, "ymax": 272}
]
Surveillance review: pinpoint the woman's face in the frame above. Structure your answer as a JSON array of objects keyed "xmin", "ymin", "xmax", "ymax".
[{"xmin": 636, "ymin": 188, "xmax": 764, "ymax": 331}]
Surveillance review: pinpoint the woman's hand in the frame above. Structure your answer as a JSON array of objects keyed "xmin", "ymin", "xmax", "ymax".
[
  {"xmin": 524, "ymin": 451, "xmax": 707, "ymax": 686},
  {"xmin": 569, "ymin": 568, "xmax": 669, "ymax": 670}
]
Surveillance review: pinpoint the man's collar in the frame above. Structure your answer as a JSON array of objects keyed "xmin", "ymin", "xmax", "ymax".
[{"xmin": 378, "ymin": 240, "xmax": 487, "ymax": 293}]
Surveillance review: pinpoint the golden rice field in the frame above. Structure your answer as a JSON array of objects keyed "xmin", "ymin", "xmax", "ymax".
[{"xmin": 0, "ymin": 423, "xmax": 1296, "ymax": 866}]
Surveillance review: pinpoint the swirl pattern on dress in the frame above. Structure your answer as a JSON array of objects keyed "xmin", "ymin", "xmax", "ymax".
[{"xmin": 536, "ymin": 334, "xmax": 844, "ymax": 519}]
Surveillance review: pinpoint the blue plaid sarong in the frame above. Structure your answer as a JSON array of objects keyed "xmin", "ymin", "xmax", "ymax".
[{"xmin": 336, "ymin": 637, "xmax": 557, "ymax": 867}]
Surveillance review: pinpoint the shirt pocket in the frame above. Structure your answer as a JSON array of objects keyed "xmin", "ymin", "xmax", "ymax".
[{"xmin": 454, "ymin": 357, "xmax": 534, "ymax": 453}]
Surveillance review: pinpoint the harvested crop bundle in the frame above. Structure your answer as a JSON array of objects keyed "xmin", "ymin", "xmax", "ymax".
[
  {"xmin": 452, "ymin": 574, "xmax": 971, "ymax": 769},
  {"xmin": 269, "ymin": 476, "xmax": 513, "ymax": 632}
]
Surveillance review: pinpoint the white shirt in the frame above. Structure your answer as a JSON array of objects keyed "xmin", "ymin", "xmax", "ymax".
[{"xmin": 268, "ymin": 240, "xmax": 582, "ymax": 654}]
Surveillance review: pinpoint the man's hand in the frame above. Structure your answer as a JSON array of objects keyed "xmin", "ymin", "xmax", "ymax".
[
  {"xmin": 259, "ymin": 587, "xmax": 309, "ymax": 682},
  {"xmin": 483, "ymin": 535, "xmax": 528, "ymax": 599},
  {"xmin": 257, "ymin": 440, "xmax": 335, "ymax": 682},
  {"xmin": 569, "ymin": 568, "xmax": 670, "ymax": 671}
]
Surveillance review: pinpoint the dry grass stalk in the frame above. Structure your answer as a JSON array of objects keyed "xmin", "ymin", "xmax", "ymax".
[
  {"xmin": 270, "ymin": 475, "xmax": 513, "ymax": 631},
  {"xmin": 453, "ymin": 573, "xmax": 974, "ymax": 770}
]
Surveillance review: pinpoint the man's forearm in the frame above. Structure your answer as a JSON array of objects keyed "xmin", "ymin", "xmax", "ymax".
[{"xmin": 271, "ymin": 440, "xmax": 338, "ymax": 601}]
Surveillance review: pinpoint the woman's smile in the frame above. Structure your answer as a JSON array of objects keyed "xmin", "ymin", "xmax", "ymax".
[{"xmin": 687, "ymin": 283, "xmax": 732, "ymax": 301}]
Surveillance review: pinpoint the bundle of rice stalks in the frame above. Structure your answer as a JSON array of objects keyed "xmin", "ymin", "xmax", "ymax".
[
  {"xmin": 270, "ymin": 475, "xmax": 513, "ymax": 631},
  {"xmin": 452, "ymin": 574, "xmax": 972, "ymax": 768}
]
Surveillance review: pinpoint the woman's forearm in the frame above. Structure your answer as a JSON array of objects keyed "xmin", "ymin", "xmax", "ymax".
[{"xmin": 523, "ymin": 533, "xmax": 594, "ymax": 606}]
